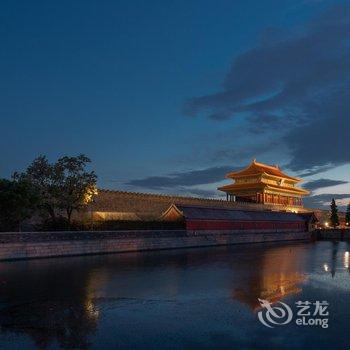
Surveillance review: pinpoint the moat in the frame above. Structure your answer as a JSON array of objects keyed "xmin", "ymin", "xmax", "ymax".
[{"xmin": 0, "ymin": 241, "xmax": 350, "ymax": 349}]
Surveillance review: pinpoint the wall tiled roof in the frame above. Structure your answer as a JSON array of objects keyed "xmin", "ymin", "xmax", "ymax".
[{"xmin": 176, "ymin": 205, "xmax": 308, "ymax": 222}]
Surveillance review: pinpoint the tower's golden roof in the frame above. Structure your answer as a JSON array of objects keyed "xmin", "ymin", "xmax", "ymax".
[{"xmin": 226, "ymin": 159, "xmax": 301, "ymax": 182}]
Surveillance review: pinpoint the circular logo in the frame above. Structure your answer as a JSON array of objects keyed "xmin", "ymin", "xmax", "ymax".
[{"xmin": 257, "ymin": 298, "xmax": 293, "ymax": 328}]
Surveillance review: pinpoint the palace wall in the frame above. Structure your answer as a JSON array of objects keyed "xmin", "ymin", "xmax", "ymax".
[{"xmin": 86, "ymin": 190, "xmax": 308, "ymax": 221}]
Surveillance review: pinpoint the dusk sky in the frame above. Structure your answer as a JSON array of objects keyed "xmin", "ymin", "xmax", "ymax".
[{"xmin": 1, "ymin": 0, "xmax": 350, "ymax": 209}]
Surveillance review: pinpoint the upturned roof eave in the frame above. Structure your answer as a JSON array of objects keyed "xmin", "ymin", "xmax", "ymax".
[
  {"xmin": 225, "ymin": 160, "xmax": 301, "ymax": 182},
  {"xmin": 265, "ymin": 184, "xmax": 310, "ymax": 195},
  {"xmin": 226, "ymin": 170, "xmax": 301, "ymax": 183},
  {"xmin": 218, "ymin": 183, "xmax": 309, "ymax": 196}
]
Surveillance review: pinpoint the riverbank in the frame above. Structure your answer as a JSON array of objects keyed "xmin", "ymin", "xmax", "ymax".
[{"xmin": 0, "ymin": 230, "xmax": 310, "ymax": 261}]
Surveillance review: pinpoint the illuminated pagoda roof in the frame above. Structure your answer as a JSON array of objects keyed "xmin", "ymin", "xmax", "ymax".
[{"xmin": 226, "ymin": 159, "xmax": 301, "ymax": 182}]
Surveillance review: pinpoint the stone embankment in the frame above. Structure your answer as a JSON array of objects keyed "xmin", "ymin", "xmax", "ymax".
[{"xmin": 0, "ymin": 230, "xmax": 310, "ymax": 261}]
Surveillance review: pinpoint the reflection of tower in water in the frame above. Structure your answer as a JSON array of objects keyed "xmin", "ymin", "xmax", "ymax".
[{"xmin": 233, "ymin": 245, "xmax": 307, "ymax": 310}]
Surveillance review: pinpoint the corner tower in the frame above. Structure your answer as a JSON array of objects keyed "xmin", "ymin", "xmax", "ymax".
[{"xmin": 218, "ymin": 159, "xmax": 309, "ymax": 210}]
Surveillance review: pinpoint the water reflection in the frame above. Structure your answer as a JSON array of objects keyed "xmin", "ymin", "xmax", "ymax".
[
  {"xmin": 344, "ymin": 251, "xmax": 349, "ymax": 270},
  {"xmin": 321, "ymin": 241, "xmax": 350, "ymax": 278},
  {"xmin": 0, "ymin": 241, "xmax": 350, "ymax": 349},
  {"xmin": 330, "ymin": 241, "xmax": 339, "ymax": 277},
  {"xmin": 232, "ymin": 245, "xmax": 307, "ymax": 309},
  {"xmin": 0, "ymin": 260, "xmax": 102, "ymax": 349}
]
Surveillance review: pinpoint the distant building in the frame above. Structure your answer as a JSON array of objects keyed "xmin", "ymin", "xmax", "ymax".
[{"xmin": 218, "ymin": 159, "xmax": 309, "ymax": 211}]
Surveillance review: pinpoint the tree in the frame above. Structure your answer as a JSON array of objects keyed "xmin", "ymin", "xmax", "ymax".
[
  {"xmin": 55, "ymin": 155, "xmax": 97, "ymax": 226},
  {"xmin": 330, "ymin": 198, "xmax": 339, "ymax": 228},
  {"xmin": 16, "ymin": 154, "xmax": 97, "ymax": 228},
  {"xmin": 14, "ymin": 155, "xmax": 63, "ymax": 225},
  {"xmin": 346, "ymin": 202, "xmax": 350, "ymax": 226},
  {"xmin": 0, "ymin": 178, "xmax": 39, "ymax": 231}
]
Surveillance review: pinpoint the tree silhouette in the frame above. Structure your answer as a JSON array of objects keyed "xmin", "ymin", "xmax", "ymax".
[
  {"xmin": 0, "ymin": 178, "xmax": 39, "ymax": 231},
  {"xmin": 330, "ymin": 198, "xmax": 339, "ymax": 228},
  {"xmin": 15, "ymin": 154, "xmax": 97, "ymax": 228}
]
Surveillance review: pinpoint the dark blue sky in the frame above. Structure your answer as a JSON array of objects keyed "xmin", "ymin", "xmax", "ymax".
[{"xmin": 1, "ymin": 0, "xmax": 350, "ymax": 208}]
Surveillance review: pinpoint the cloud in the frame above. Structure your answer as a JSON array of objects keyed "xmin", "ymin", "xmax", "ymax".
[
  {"xmin": 304, "ymin": 193, "xmax": 350, "ymax": 209},
  {"xmin": 298, "ymin": 165, "xmax": 335, "ymax": 177},
  {"xmin": 125, "ymin": 165, "xmax": 233, "ymax": 189},
  {"xmin": 184, "ymin": 5, "xmax": 350, "ymax": 174},
  {"xmin": 304, "ymin": 178, "xmax": 348, "ymax": 191}
]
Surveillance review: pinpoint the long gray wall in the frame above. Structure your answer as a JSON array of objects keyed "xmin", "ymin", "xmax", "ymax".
[
  {"xmin": 89, "ymin": 190, "xmax": 308, "ymax": 220},
  {"xmin": 0, "ymin": 230, "xmax": 310, "ymax": 261}
]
